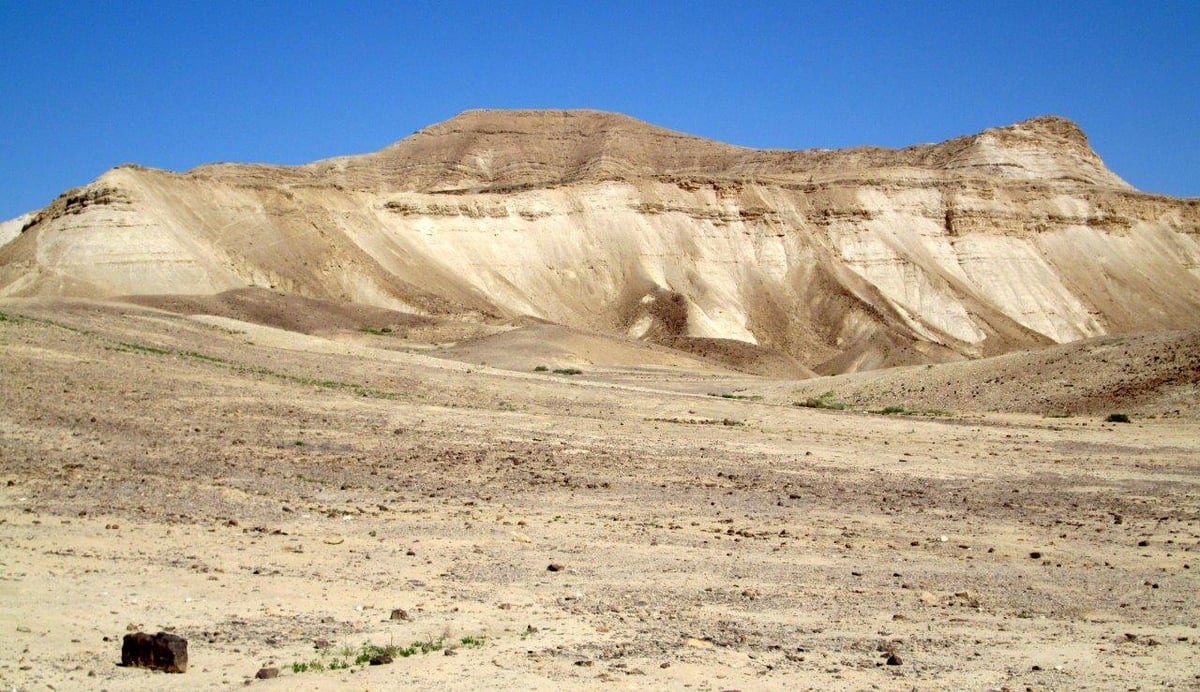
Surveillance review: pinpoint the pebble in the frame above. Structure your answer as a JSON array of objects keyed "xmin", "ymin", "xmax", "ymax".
[{"xmin": 547, "ymin": 563, "xmax": 564, "ymax": 572}]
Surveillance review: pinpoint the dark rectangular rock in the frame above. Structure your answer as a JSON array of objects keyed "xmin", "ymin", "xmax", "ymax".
[{"xmin": 121, "ymin": 631, "xmax": 188, "ymax": 673}]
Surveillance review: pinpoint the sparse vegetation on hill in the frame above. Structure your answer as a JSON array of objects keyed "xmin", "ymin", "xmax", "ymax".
[
  {"xmin": 796, "ymin": 391, "xmax": 848, "ymax": 410},
  {"xmin": 359, "ymin": 326, "xmax": 393, "ymax": 335}
]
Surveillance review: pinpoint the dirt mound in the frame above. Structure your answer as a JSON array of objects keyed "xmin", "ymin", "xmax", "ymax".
[
  {"xmin": 659, "ymin": 336, "xmax": 816, "ymax": 378},
  {"xmin": 434, "ymin": 322, "xmax": 722, "ymax": 372},
  {"xmin": 121, "ymin": 288, "xmax": 436, "ymax": 336},
  {"xmin": 782, "ymin": 329, "xmax": 1200, "ymax": 417}
]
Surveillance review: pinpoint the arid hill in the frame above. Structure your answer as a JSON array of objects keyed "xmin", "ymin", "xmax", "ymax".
[{"xmin": 3, "ymin": 110, "xmax": 1198, "ymax": 373}]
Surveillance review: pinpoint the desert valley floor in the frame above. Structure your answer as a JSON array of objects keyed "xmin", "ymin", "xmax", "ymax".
[{"xmin": 1, "ymin": 298, "xmax": 1198, "ymax": 690}]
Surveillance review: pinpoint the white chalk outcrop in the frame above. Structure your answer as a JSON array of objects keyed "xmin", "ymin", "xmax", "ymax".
[{"xmin": 3, "ymin": 110, "xmax": 1197, "ymax": 372}]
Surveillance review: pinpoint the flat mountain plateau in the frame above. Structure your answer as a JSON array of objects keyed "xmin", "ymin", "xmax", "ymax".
[{"xmin": 1, "ymin": 111, "xmax": 1199, "ymax": 689}]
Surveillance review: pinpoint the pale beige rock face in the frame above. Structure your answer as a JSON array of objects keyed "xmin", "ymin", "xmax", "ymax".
[{"xmin": 2, "ymin": 110, "xmax": 1198, "ymax": 372}]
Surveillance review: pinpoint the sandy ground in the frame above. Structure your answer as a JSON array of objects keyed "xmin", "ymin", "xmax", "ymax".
[{"xmin": 1, "ymin": 300, "xmax": 1198, "ymax": 690}]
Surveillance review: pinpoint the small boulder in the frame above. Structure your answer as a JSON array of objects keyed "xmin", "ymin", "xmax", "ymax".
[
  {"xmin": 121, "ymin": 631, "xmax": 188, "ymax": 673},
  {"xmin": 255, "ymin": 667, "xmax": 279, "ymax": 679}
]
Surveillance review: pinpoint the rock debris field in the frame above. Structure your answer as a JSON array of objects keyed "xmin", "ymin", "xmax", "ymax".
[{"xmin": 1, "ymin": 300, "xmax": 1197, "ymax": 690}]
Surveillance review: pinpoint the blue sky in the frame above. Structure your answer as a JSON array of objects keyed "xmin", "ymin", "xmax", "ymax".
[{"xmin": 1, "ymin": 1, "xmax": 1197, "ymax": 219}]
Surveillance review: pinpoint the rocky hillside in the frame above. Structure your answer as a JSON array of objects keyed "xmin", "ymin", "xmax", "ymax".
[{"xmin": 2, "ymin": 110, "xmax": 1198, "ymax": 373}]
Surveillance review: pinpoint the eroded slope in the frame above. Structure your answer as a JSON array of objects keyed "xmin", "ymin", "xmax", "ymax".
[{"xmin": 3, "ymin": 111, "xmax": 1198, "ymax": 373}]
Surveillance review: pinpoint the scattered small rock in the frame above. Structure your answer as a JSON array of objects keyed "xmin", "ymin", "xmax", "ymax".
[
  {"xmin": 390, "ymin": 608, "xmax": 410, "ymax": 621},
  {"xmin": 1029, "ymin": 551, "xmax": 1043, "ymax": 559},
  {"xmin": 954, "ymin": 590, "xmax": 981, "ymax": 608},
  {"xmin": 369, "ymin": 653, "xmax": 393, "ymax": 665},
  {"xmin": 254, "ymin": 667, "xmax": 278, "ymax": 679},
  {"xmin": 886, "ymin": 653, "xmax": 902, "ymax": 665},
  {"xmin": 547, "ymin": 563, "xmax": 564, "ymax": 572}
]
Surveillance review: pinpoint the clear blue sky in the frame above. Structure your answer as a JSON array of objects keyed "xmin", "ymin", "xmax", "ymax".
[{"xmin": 2, "ymin": 1, "xmax": 1197, "ymax": 219}]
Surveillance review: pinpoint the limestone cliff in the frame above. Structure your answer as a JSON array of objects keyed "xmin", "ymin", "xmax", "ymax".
[{"xmin": 3, "ymin": 110, "xmax": 1198, "ymax": 373}]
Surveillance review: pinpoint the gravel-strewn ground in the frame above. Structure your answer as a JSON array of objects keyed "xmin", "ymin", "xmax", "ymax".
[{"xmin": 1, "ymin": 301, "xmax": 1197, "ymax": 690}]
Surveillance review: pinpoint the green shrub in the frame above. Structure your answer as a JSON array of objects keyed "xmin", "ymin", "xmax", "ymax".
[
  {"xmin": 552, "ymin": 368, "xmax": 583, "ymax": 376},
  {"xmin": 796, "ymin": 391, "xmax": 847, "ymax": 410},
  {"xmin": 533, "ymin": 365, "xmax": 549, "ymax": 372}
]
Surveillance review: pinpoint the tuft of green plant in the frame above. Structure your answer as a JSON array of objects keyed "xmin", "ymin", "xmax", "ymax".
[
  {"xmin": 1105, "ymin": 413, "xmax": 1131, "ymax": 423},
  {"xmin": 354, "ymin": 643, "xmax": 393, "ymax": 666},
  {"xmin": 1046, "ymin": 412, "xmax": 1073, "ymax": 419},
  {"xmin": 552, "ymin": 368, "xmax": 583, "ymax": 376},
  {"xmin": 113, "ymin": 341, "xmax": 173, "ymax": 356},
  {"xmin": 459, "ymin": 635, "xmax": 486, "ymax": 648},
  {"xmin": 351, "ymin": 638, "xmax": 444, "ymax": 663},
  {"xmin": 796, "ymin": 391, "xmax": 847, "ymax": 410},
  {"xmin": 709, "ymin": 392, "xmax": 762, "ymax": 401},
  {"xmin": 869, "ymin": 404, "xmax": 952, "ymax": 417},
  {"xmin": 290, "ymin": 659, "xmax": 326, "ymax": 673},
  {"xmin": 0, "ymin": 311, "xmax": 9, "ymax": 322},
  {"xmin": 533, "ymin": 365, "xmax": 549, "ymax": 372},
  {"xmin": 359, "ymin": 326, "xmax": 393, "ymax": 335},
  {"xmin": 398, "ymin": 638, "xmax": 444, "ymax": 657}
]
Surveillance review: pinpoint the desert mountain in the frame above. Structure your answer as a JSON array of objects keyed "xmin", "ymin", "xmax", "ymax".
[{"xmin": 2, "ymin": 110, "xmax": 1198, "ymax": 373}]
